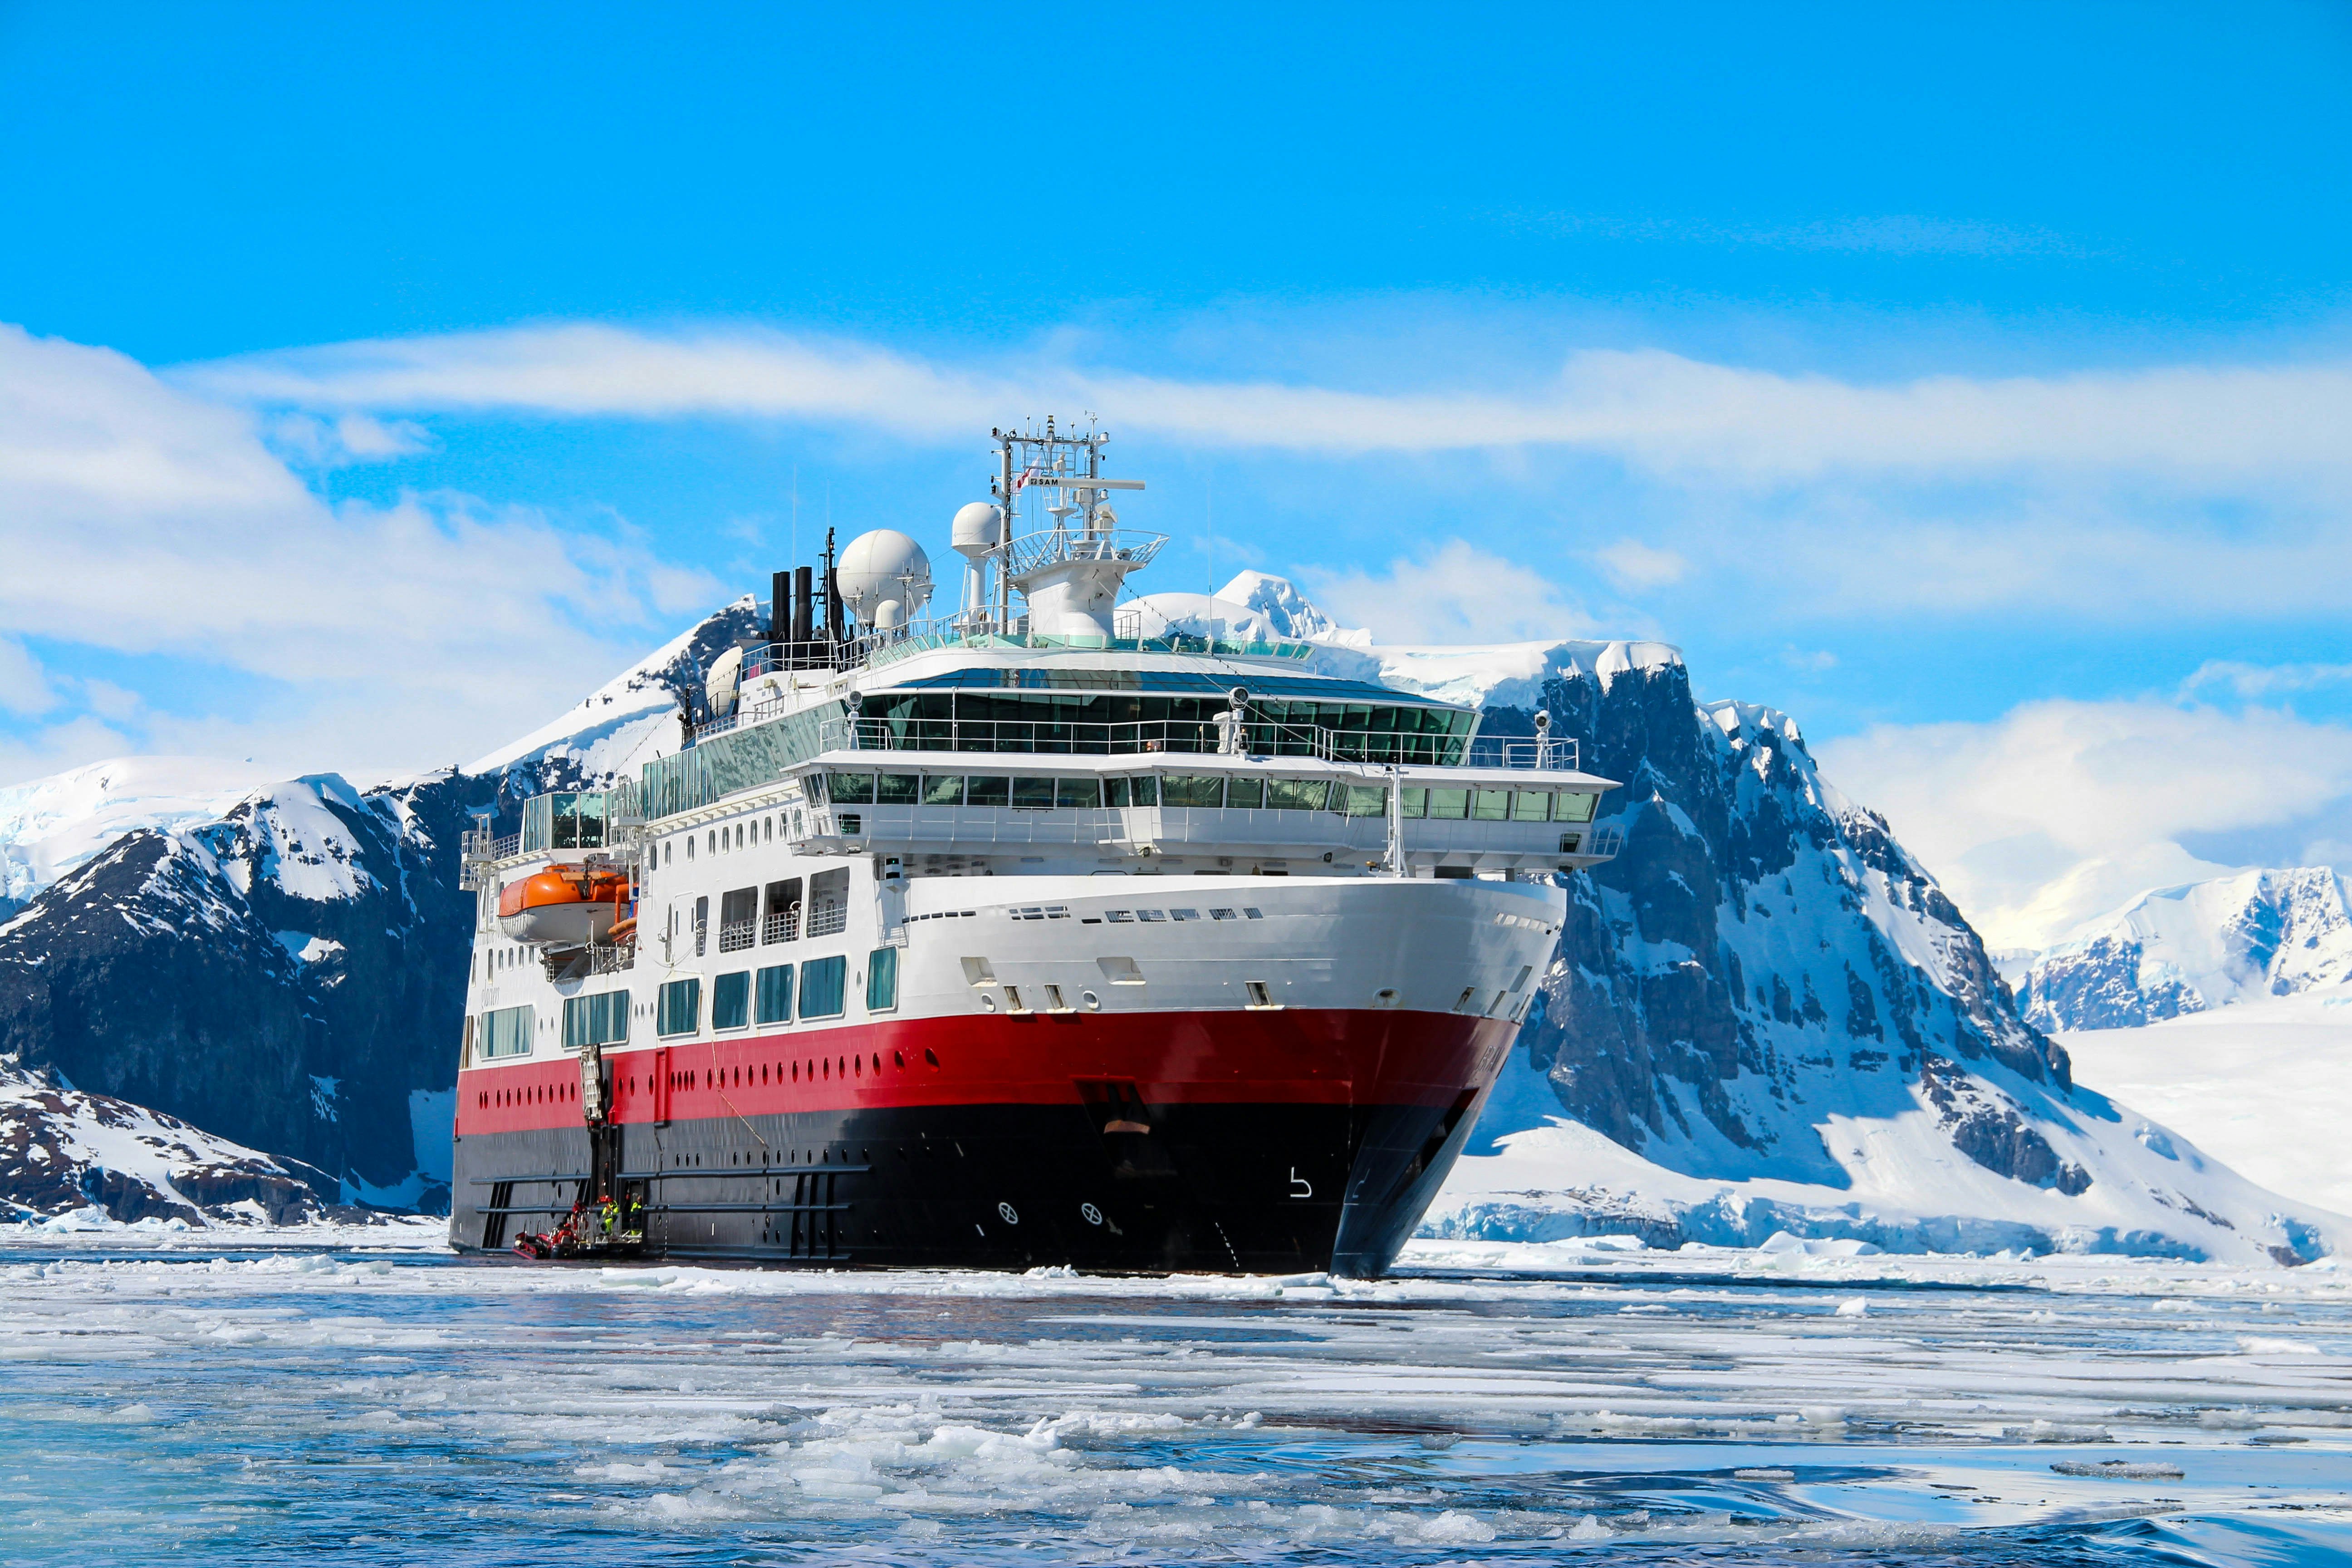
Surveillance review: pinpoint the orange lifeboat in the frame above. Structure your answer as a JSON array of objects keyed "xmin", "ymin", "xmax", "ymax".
[{"xmin": 497, "ymin": 866, "xmax": 631, "ymax": 947}]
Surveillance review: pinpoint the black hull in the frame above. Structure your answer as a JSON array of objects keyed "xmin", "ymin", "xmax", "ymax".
[{"xmin": 451, "ymin": 1092, "xmax": 1488, "ymax": 1279}]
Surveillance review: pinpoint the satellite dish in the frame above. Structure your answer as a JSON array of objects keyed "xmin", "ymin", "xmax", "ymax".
[
  {"xmin": 951, "ymin": 502, "xmax": 1003, "ymax": 562},
  {"xmin": 836, "ymin": 529, "xmax": 934, "ymax": 628}
]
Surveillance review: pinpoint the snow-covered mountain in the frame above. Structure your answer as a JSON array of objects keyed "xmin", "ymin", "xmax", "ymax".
[
  {"xmin": 0, "ymin": 573, "xmax": 2342, "ymax": 1262},
  {"xmin": 2000, "ymin": 868, "xmax": 2352, "ymax": 1032},
  {"xmin": 0, "ymin": 598, "xmax": 760, "ymax": 1213},
  {"xmin": 0, "ymin": 1055, "xmax": 334, "ymax": 1225}
]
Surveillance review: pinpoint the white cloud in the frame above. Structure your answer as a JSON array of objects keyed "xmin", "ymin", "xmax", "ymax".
[
  {"xmin": 1299, "ymin": 541, "xmax": 1594, "ymax": 646},
  {"xmin": 1596, "ymin": 539, "xmax": 1687, "ymax": 589},
  {"xmin": 0, "ymin": 641, "xmax": 56, "ymax": 717},
  {"xmin": 2180, "ymin": 660, "xmax": 2352, "ymax": 700},
  {"xmin": 0, "ymin": 323, "xmax": 718, "ymax": 785},
  {"xmin": 179, "ymin": 322, "xmax": 2352, "ymax": 487},
  {"xmin": 1819, "ymin": 698, "xmax": 2352, "ymax": 949}
]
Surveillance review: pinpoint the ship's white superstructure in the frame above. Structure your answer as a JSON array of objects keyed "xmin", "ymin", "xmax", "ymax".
[{"xmin": 449, "ymin": 419, "xmax": 1621, "ymax": 1277}]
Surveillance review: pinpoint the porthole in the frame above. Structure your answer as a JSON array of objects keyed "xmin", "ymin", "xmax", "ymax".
[
  {"xmin": 980, "ymin": 994, "xmax": 998, "ymax": 1012},
  {"xmin": 1081, "ymin": 990, "xmax": 1101, "ymax": 1011}
]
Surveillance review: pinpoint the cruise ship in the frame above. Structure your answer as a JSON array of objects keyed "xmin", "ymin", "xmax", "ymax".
[{"xmin": 450, "ymin": 421, "xmax": 1622, "ymax": 1277}]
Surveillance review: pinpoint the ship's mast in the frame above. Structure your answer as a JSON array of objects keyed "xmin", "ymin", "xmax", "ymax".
[{"xmin": 986, "ymin": 416, "xmax": 1139, "ymax": 636}]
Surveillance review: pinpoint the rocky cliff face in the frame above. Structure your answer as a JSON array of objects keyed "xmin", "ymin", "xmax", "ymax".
[
  {"xmin": 0, "ymin": 601, "xmax": 759, "ymax": 1211},
  {"xmin": 2001, "ymin": 868, "xmax": 2352, "ymax": 1033},
  {"xmin": 0, "ymin": 1056, "xmax": 336, "ymax": 1225},
  {"xmin": 1487, "ymin": 658, "xmax": 2082, "ymax": 1193}
]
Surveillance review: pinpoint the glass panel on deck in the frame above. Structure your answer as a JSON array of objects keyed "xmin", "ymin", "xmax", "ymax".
[
  {"xmin": 921, "ymin": 774, "xmax": 964, "ymax": 806},
  {"xmin": 1512, "ymin": 790, "xmax": 1551, "ymax": 821},
  {"xmin": 966, "ymin": 776, "xmax": 1010, "ymax": 807},
  {"xmin": 1430, "ymin": 789, "xmax": 1470, "ymax": 820},
  {"xmin": 1554, "ymin": 791, "xmax": 1598, "ymax": 823},
  {"xmin": 1267, "ymin": 778, "xmax": 1331, "ymax": 811},
  {"xmin": 1401, "ymin": 787, "xmax": 1428, "ymax": 818},
  {"xmin": 1225, "ymin": 776, "xmax": 1265, "ymax": 809},
  {"xmin": 1012, "ymin": 776, "xmax": 1056, "ymax": 809},
  {"xmin": 1473, "ymin": 789, "xmax": 1510, "ymax": 821},
  {"xmin": 877, "ymin": 773, "xmax": 919, "ymax": 804},
  {"xmin": 1163, "ymin": 775, "xmax": 1225, "ymax": 808}
]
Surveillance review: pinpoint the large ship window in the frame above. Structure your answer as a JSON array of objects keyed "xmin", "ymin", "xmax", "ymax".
[
  {"xmin": 877, "ymin": 772, "xmax": 919, "ymax": 804},
  {"xmin": 656, "ymin": 979, "xmax": 701, "ymax": 1038},
  {"xmin": 1012, "ymin": 776, "xmax": 1055, "ymax": 810},
  {"xmin": 922, "ymin": 774, "xmax": 963, "ymax": 806},
  {"xmin": 1127, "ymin": 775, "xmax": 1158, "ymax": 806},
  {"xmin": 1057, "ymin": 777, "xmax": 1099, "ymax": 808},
  {"xmin": 1429, "ymin": 788, "xmax": 1470, "ymax": 819},
  {"xmin": 1555, "ymin": 791, "xmax": 1598, "ymax": 823},
  {"xmin": 1401, "ymin": 787, "xmax": 1428, "ymax": 818},
  {"xmin": 560, "ymin": 990, "xmax": 628, "ymax": 1050},
  {"xmin": 1163, "ymin": 775, "xmax": 1224, "ymax": 808},
  {"xmin": 1472, "ymin": 789, "xmax": 1511, "ymax": 821},
  {"xmin": 1225, "ymin": 777, "xmax": 1265, "ymax": 809},
  {"xmin": 480, "ymin": 1004, "xmax": 534, "ymax": 1058},
  {"xmin": 1267, "ymin": 778, "xmax": 1331, "ymax": 811},
  {"xmin": 756, "ymin": 964, "xmax": 793, "ymax": 1024},
  {"xmin": 828, "ymin": 772, "xmax": 877, "ymax": 804},
  {"xmin": 966, "ymin": 775, "xmax": 1011, "ymax": 807},
  {"xmin": 866, "ymin": 947, "xmax": 899, "ymax": 1013},
  {"xmin": 1512, "ymin": 790, "xmax": 1552, "ymax": 822},
  {"xmin": 712, "ymin": 971, "xmax": 751, "ymax": 1030},
  {"xmin": 799, "ymin": 955, "xmax": 847, "ymax": 1019},
  {"xmin": 1340, "ymin": 784, "xmax": 1388, "ymax": 817}
]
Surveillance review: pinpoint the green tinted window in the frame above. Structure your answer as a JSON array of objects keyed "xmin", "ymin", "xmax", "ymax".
[
  {"xmin": 1128, "ymin": 775, "xmax": 1158, "ymax": 806},
  {"xmin": 1011, "ymin": 776, "xmax": 1055, "ymax": 809},
  {"xmin": 1512, "ymin": 790, "xmax": 1551, "ymax": 822},
  {"xmin": 965, "ymin": 776, "xmax": 1010, "ymax": 807},
  {"xmin": 1430, "ymin": 789, "xmax": 1470, "ymax": 820},
  {"xmin": 712, "ymin": 971, "xmax": 750, "ymax": 1029},
  {"xmin": 1401, "ymin": 787, "xmax": 1427, "ymax": 818},
  {"xmin": 1342, "ymin": 785, "xmax": 1387, "ymax": 817},
  {"xmin": 828, "ymin": 772, "xmax": 876, "ymax": 804},
  {"xmin": 1225, "ymin": 776, "xmax": 1265, "ymax": 809},
  {"xmin": 921, "ymin": 774, "xmax": 963, "ymax": 806},
  {"xmin": 877, "ymin": 773, "xmax": 919, "ymax": 804},
  {"xmin": 1164, "ymin": 775, "xmax": 1225, "ymax": 807},
  {"xmin": 799, "ymin": 956, "xmax": 847, "ymax": 1019},
  {"xmin": 1554, "ymin": 791, "xmax": 1598, "ymax": 823},
  {"xmin": 1103, "ymin": 776, "xmax": 1131, "ymax": 808},
  {"xmin": 1056, "ymin": 777, "xmax": 1099, "ymax": 808},
  {"xmin": 755, "ymin": 965, "xmax": 793, "ymax": 1025},
  {"xmin": 1473, "ymin": 789, "xmax": 1510, "ymax": 821},
  {"xmin": 866, "ymin": 946, "xmax": 899, "ymax": 1013},
  {"xmin": 656, "ymin": 979, "xmax": 700, "ymax": 1037},
  {"xmin": 1267, "ymin": 778, "xmax": 1330, "ymax": 811}
]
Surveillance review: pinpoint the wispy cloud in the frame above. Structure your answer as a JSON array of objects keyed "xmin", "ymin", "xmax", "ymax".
[
  {"xmin": 0, "ymin": 323, "xmax": 717, "ymax": 784},
  {"xmin": 178, "ymin": 323, "xmax": 2352, "ymax": 488},
  {"xmin": 1299, "ymin": 542, "xmax": 1595, "ymax": 646},
  {"xmin": 1820, "ymin": 697, "xmax": 2352, "ymax": 947},
  {"xmin": 2180, "ymin": 660, "xmax": 2352, "ymax": 701}
]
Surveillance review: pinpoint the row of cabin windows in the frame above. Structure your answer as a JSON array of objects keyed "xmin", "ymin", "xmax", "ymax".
[
  {"xmin": 867, "ymin": 690, "xmax": 1474, "ymax": 737},
  {"xmin": 660, "ymin": 810, "xmax": 808, "ymax": 867},
  {"xmin": 653, "ymin": 948, "xmax": 895, "ymax": 1036},
  {"xmin": 825, "ymin": 770, "xmax": 1598, "ymax": 823}
]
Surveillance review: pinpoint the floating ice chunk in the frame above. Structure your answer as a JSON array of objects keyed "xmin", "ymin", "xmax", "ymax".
[
  {"xmin": 2239, "ymin": 1336, "xmax": 2323, "ymax": 1354},
  {"xmin": 2051, "ymin": 1460, "xmax": 2185, "ymax": 1480},
  {"xmin": 1568, "ymin": 1514, "xmax": 1611, "ymax": 1540},
  {"xmin": 1416, "ymin": 1511, "xmax": 1497, "ymax": 1544},
  {"xmin": 1759, "ymin": 1232, "xmax": 1883, "ymax": 1258},
  {"xmin": 1834, "ymin": 1298, "xmax": 1868, "ymax": 1317},
  {"xmin": 2004, "ymin": 1421, "xmax": 2112, "ymax": 1442}
]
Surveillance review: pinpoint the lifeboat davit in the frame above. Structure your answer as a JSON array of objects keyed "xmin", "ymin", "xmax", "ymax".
[{"xmin": 497, "ymin": 867, "xmax": 631, "ymax": 947}]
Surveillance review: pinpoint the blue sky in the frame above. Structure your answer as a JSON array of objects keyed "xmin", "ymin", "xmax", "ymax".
[{"xmin": 3, "ymin": 2, "xmax": 2350, "ymax": 941}]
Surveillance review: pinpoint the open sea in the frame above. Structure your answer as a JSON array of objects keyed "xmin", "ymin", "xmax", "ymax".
[{"xmin": 3, "ymin": 1227, "xmax": 2348, "ymax": 1565}]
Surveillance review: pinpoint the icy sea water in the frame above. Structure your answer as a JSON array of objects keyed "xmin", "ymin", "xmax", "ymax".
[{"xmin": 3, "ymin": 1232, "xmax": 2350, "ymax": 1566}]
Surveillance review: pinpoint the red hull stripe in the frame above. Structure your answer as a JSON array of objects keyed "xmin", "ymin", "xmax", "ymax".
[{"xmin": 455, "ymin": 1008, "xmax": 1514, "ymax": 1137}]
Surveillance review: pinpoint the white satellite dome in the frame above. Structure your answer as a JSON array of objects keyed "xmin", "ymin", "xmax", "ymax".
[
  {"xmin": 951, "ymin": 501, "xmax": 1003, "ymax": 560},
  {"xmin": 836, "ymin": 529, "xmax": 934, "ymax": 630}
]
